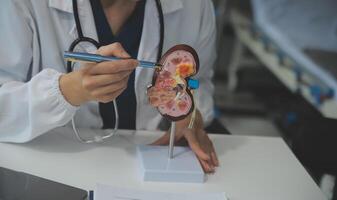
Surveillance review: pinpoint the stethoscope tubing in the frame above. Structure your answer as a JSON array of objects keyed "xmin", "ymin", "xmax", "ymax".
[{"xmin": 68, "ymin": 0, "xmax": 164, "ymax": 143}]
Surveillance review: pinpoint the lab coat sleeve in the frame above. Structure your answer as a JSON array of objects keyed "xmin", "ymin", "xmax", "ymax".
[
  {"xmin": 0, "ymin": 0, "xmax": 78, "ymax": 143},
  {"xmin": 193, "ymin": 0, "xmax": 217, "ymax": 126}
]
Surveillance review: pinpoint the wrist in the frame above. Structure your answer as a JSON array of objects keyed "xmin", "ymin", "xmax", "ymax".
[{"xmin": 59, "ymin": 71, "xmax": 89, "ymax": 106}]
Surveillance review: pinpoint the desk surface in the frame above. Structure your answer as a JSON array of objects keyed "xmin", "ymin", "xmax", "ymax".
[{"xmin": 0, "ymin": 128, "xmax": 326, "ymax": 200}]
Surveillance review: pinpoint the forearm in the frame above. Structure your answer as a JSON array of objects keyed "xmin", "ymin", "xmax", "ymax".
[
  {"xmin": 0, "ymin": 69, "xmax": 78, "ymax": 143},
  {"xmin": 193, "ymin": 0, "xmax": 217, "ymax": 126}
]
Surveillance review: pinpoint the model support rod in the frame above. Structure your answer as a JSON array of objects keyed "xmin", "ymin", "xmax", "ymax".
[{"xmin": 168, "ymin": 122, "xmax": 176, "ymax": 159}]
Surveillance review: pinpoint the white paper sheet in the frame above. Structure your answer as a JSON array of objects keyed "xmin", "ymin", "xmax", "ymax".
[{"xmin": 94, "ymin": 184, "xmax": 228, "ymax": 200}]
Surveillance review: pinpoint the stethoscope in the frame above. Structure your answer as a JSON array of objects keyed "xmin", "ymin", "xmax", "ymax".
[{"xmin": 67, "ymin": 0, "xmax": 164, "ymax": 143}]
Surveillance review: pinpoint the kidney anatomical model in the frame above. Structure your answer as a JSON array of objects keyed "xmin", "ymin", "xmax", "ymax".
[{"xmin": 147, "ymin": 44, "xmax": 199, "ymax": 121}]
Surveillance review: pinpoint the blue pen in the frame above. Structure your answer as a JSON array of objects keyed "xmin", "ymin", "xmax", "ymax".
[{"xmin": 64, "ymin": 51, "xmax": 162, "ymax": 69}]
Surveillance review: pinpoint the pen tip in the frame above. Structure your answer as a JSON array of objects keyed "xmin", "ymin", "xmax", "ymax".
[{"xmin": 156, "ymin": 63, "xmax": 163, "ymax": 69}]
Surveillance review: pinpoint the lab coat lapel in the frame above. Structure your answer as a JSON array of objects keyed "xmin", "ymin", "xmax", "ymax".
[
  {"xmin": 161, "ymin": 0, "xmax": 183, "ymax": 14},
  {"xmin": 49, "ymin": 0, "xmax": 99, "ymax": 53},
  {"xmin": 136, "ymin": 0, "xmax": 184, "ymax": 84},
  {"xmin": 135, "ymin": 0, "xmax": 183, "ymax": 129},
  {"xmin": 135, "ymin": 0, "xmax": 160, "ymax": 130},
  {"xmin": 48, "ymin": 0, "xmax": 73, "ymax": 13}
]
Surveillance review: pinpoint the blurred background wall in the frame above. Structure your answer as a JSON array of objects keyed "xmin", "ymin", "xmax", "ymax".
[{"xmin": 211, "ymin": 0, "xmax": 337, "ymax": 199}]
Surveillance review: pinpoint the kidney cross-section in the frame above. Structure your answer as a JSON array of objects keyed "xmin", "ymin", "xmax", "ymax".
[{"xmin": 147, "ymin": 44, "xmax": 199, "ymax": 121}]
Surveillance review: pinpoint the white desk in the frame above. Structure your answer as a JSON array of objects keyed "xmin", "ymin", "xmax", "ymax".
[{"xmin": 0, "ymin": 127, "xmax": 326, "ymax": 200}]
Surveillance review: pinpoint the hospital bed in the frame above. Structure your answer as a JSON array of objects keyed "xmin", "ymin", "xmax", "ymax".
[{"xmin": 228, "ymin": 0, "xmax": 337, "ymax": 119}]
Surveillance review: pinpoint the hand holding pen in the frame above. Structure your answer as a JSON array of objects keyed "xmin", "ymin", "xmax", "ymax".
[{"xmin": 59, "ymin": 43, "xmax": 139, "ymax": 106}]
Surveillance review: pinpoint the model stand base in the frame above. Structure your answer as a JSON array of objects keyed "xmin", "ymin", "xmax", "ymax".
[{"xmin": 137, "ymin": 145, "xmax": 205, "ymax": 183}]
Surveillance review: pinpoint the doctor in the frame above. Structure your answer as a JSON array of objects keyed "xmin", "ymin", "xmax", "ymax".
[{"xmin": 0, "ymin": 0, "xmax": 218, "ymax": 172}]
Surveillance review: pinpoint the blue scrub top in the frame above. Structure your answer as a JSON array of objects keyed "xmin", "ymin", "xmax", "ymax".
[{"xmin": 90, "ymin": 0, "xmax": 146, "ymax": 129}]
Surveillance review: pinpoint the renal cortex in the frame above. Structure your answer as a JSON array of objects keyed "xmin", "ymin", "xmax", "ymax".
[{"xmin": 147, "ymin": 44, "xmax": 200, "ymax": 121}]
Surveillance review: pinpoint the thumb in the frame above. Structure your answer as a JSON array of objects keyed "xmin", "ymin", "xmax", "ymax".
[
  {"xmin": 183, "ymin": 129, "xmax": 210, "ymax": 161},
  {"xmin": 151, "ymin": 127, "xmax": 186, "ymax": 145},
  {"xmin": 151, "ymin": 132, "xmax": 170, "ymax": 145},
  {"xmin": 96, "ymin": 42, "xmax": 130, "ymax": 58}
]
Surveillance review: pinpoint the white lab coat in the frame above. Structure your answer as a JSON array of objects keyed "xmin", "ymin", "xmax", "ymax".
[{"xmin": 0, "ymin": 0, "xmax": 216, "ymax": 143}]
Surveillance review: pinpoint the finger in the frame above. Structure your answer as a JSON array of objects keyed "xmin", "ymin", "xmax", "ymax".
[
  {"xmin": 204, "ymin": 155, "xmax": 216, "ymax": 173},
  {"xmin": 151, "ymin": 126, "xmax": 185, "ymax": 146},
  {"xmin": 207, "ymin": 137, "xmax": 219, "ymax": 167},
  {"xmin": 173, "ymin": 128, "xmax": 187, "ymax": 143},
  {"xmin": 175, "ymin": 137, "xmax": 188, "ymax": 146},
  {"xmin": 183, "ymin": 129, "xmax": 210, "ymax": 161},
  {"xmin": 196, "ymin": 129, "xmax": 217, "ymax": 166},
  {"xmin": 90, "ymin": 77, "xmax": 128, "ymax": 97},
  {"xmin": 82, "ymin": 71, "xmax": 131, "ymax": 89},
  {"xmin": 201, "ymin": 144, "xmax": 215, "ymax": 171},
  {"xmin": 202, "ymin": 131, "xmax": 219, "ymax": 167},
  {"xmin": 206, "ymin": 158, "xmax": 215, "ymax": 171},
  {"xmin": 89, "ymin": 60, "xmax": 138, "ymax": 75},
  {"xmin": 151, "ymin": 132, "xmax": 170, "ymax": 145},
  {"xmin": 97, "ymin": 86, "xmax": 126, "ymax": 103},
  {"xmin": 80, "ymin": 63, "xmax": 93, "ymax": 73},
  {"xmin": 211, "ymin": 151, "xmax": 219, "ymax": 167},
  {"xmin": 97, "ymin": 42, "xmax": 130, "ymax": 58},
  {"xmin": 199, "ymin": 159, "xmax": 214, "ymax": 173}
]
